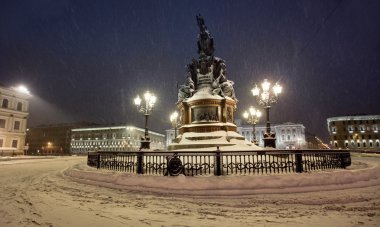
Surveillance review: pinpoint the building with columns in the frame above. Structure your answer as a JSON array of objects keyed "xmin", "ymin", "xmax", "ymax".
[
  {"xmin": 0, "ymin": 85, "xmax": 31, "ymax": 155},
  {"xmin": 167, "ymin": 121, "xmax": 306, "ymax": 149},
  {"xmin": 70, "ymin": 125, "xmax": 165, "ymax": 154},
  {"xmin": 327, "ymin": 115, "xmax": 380, "ymax": 150}
]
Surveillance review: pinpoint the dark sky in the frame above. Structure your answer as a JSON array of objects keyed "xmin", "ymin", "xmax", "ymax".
[{"xmin": 1, "ymin": 0, "xmax": 379, "ymax": 141}]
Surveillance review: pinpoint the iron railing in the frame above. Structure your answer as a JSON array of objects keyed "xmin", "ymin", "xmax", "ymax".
[{"xmin": 87, "ymin": 149, "xmax": 351, "ymax": 176}]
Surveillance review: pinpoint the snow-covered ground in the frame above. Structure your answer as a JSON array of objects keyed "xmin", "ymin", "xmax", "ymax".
[{"xmin": 0, "ymin": 153, "xmax": 379, "ymax": 226}]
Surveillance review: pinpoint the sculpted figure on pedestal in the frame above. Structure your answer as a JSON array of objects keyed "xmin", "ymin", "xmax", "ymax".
[{"xmin": 177, "ymin": 15, "xmax": 237, "ymax": 102}]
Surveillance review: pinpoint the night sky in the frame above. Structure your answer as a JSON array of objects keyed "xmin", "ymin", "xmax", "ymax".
[{"xmin": 1, "ymin": 0, "xmax": 379, "ymax": 141}]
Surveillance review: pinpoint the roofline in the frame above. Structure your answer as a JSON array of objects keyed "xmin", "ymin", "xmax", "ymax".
[
  {"xmin": 72, "ymin": 125, "xmax": 165, "ymax": 137},
  {"xmin": 327, "ymin": 115, "xmax": 380, "ymax": 123}
]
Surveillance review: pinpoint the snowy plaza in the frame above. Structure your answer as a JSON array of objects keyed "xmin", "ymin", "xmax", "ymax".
[
  {"xmin": 1, "ymin": 1, "xmax": 379, "ymax": 226},
  {"xmin": 0, "ymin": 153, "xmax": 379, "ymax": 227}
]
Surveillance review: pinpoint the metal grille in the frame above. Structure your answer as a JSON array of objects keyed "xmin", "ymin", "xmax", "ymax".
[{"xmin": 87, "ymin": 150, "xmax": 351, "ymax": 176}]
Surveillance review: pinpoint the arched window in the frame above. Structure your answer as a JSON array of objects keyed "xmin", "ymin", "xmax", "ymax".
[
  {"xmin": 2, "ymin": 99, "xmax": 8, "ymax": 108},
  {"xmin": 17, "ymin": 102, "xmax": 22, "ymax": 111}
]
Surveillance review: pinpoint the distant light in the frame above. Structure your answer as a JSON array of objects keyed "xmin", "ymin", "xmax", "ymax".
[{"xmin": 14, "ymin": 85, "xmax": 30, "ymax": 95}]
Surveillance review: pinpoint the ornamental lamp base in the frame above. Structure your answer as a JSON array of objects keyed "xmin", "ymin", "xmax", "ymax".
[
  {"xmin": 140, "ymin": 139, "xmax": 151, "ymax": 150},
  {"xmin": 263, "ymin": 132, "xmax": 276, "ymax": 148}
]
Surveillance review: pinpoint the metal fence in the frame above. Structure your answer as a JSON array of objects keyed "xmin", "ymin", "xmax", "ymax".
[{"xmin": 87, "ymin": 149, "xmax": 351, "ymax": 176}]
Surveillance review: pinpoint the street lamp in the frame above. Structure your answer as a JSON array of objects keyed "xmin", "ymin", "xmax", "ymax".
[
  {"xmin": 251, "ymin": 79, "xmax": 282, "ymax": 148},
  {"xmin": 170, "ymin": 111, "xmax": 179, "ymax": 141},
  {"xmin": 134, "ymin": 91, "xmax": 157, "ymax": 150},
  {"xmin": 243, "ymin": 107, "xmax": 262, "ymax": 146}
]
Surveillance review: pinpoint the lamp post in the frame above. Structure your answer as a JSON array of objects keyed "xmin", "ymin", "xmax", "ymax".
[
  {"xmin": 170, "ymin": 111, "xmax": 179, "ymax": 141},
  {"xmin": 243, "ymin": 107, "xmax": 262, "ymax": 146},
  {"xmin": 134, "ymin": 91, "xmax": 157, "ymax": 150},
  {"xmin": 251, "ymin": 79, "xmax": 282, "ymax": 148}
]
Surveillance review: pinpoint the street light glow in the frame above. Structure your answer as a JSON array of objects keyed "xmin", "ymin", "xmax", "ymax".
[
  {"xmin": 243, "ymin": 111, "xmax": 249, "ymax": 119},
  {"xmin": 273, "ymin": 83, "xmax": 282, "ymax": 95},
  {"xmin": 170, "ymin": 111, "xmax": 180, "ymax": 139},
  {"xmin": 144, "ymin": 91, "xmax": 152, "ymax": 101},
  {"xmin": 134, "ymin": 91, "xmax": 157, "ymax": 150},
  {"xmin": 134, "ymin": 96, "xmax": 141, "ymax": 106},
  {"xmin": 251, "ymin": 79, "xmax": 283, "ymax": 148},
  {"xmin": 14, "ymin": 85, "xmax": 31, "ymax": 95},
  {"xmin": 251, "ymin": 84, "xmax": 260, "ymax": 96},
  {"xmin": 261, "ymin": 79, "xmax": 270, "ymax": 92},
  {"xmin": 243, "ymin": 106, "xmax": 262, "ymax": 145}
]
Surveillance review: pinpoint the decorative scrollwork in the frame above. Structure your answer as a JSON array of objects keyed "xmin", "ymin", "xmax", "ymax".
[
  {"xmin": 146, "ymin": 162, "xmax": 167, "ymax": 171},
  {"xmin": 167, "ymin": 154, "xmax": 183, "ymax": 176}
]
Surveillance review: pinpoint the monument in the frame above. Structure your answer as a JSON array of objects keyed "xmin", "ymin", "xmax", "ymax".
[{"xmin": 168, "ymin": 15, "xmax": 260, "ymax": 151}]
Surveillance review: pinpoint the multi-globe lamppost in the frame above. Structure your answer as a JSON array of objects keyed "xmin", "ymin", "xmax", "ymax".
[
  {"xmin": 170, "ymin": 111, "xmax": 179, "ymax": 141},
  {"xmin": 134, "ymin": 91, "xmax": 157, "ymax": 150},
  {"xmin": 251, "ymin": 79, "xmax": 282, "ymax": 148},
  {"xmin": 243, "ymin": 107, "xmax": 262, "ymax": 146}
]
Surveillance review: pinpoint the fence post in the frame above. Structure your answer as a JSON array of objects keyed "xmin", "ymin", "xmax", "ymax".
[
  {"xmin": 295, "ymin": 152, "xmax": 303, "ymax": 173},
  {"xmin": 340, "ymin": 153, "xmax": 347, "ymax": 169},
  {"xmin": 137, "ymin": 151, "xmax": 144, "ymax": 174},
  {"xmin": 96, "ymin": 153, "xmax": 100, "ymax": 169},
  {"xmin": 215, "ymin": 147, "xmax": 222, "ymax": 176}
]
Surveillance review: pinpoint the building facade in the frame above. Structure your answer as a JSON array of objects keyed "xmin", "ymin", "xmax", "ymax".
[
  {"xmin": 70, "ymin": 125, "xmax": 165, "ymax": 154},
  {"xmin": 166, "ymin": 122, "xmax": 306, "ymax": 149},
  {"xmin": 26, "ymin": 122, "xmax": 97, "ymax": 155},
  {"xmin": 327, "ymin": 115, "xmax": 380, "ymax": 150},
  {"xmin": 0, "ymin": 85, "xmax": 31, "ymax": 155}
]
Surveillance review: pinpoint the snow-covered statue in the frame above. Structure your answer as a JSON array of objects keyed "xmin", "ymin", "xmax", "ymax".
[
  {"xmin": 178, "ymin": 74, "xmax": 195, "ymax": 102},
  {"xmin": 177, "ymin": 15, "xmax": 237, "ymax": 102},
  {"xmin": 221, "ymin": 80, "xmax": 237, "ymax": 100}
]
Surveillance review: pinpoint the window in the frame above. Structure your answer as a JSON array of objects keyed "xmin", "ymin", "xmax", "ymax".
[
  {"xmin": 0, "ymin": 119, "xmax": 5, "ymax": 128},
  {"xmin": 0, "ymin": 138, "xmax": 3, "ymax": 147},
  {"xmin": 16, "ymin": 102, "xmax": 22, "ymax": 111},
  {"xmin": 14, "ymin": 121, "xmax": 20, "ymax": 130},
  {"xmin": 2, "ymin": 99, "xmax": 8, "ymax": 108},
  {"xmin": 12, "ymin": 140, "xmax": 18, "ymax": 148}
]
